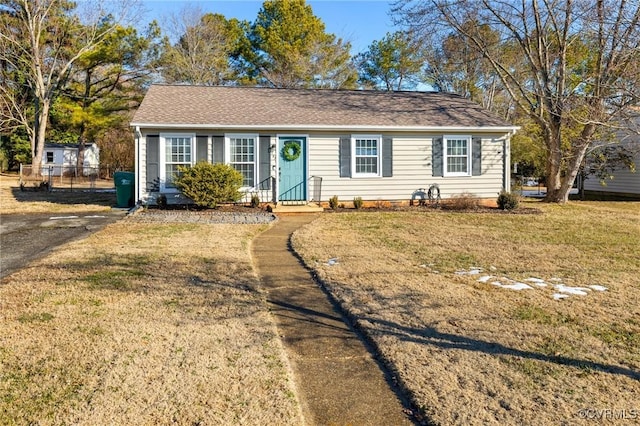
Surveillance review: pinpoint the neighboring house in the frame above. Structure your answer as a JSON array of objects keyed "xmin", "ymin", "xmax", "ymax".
[
  {"xmin": 131, "ymin": 85, "xmax": 519, "ymax": 206},
  {"xmin": 41, "ymin": 142, "xmax": 100, "ymax": 176},
  {"xmin": 582, "ymin": 126, "xmax": 640, "ymax": 199}
]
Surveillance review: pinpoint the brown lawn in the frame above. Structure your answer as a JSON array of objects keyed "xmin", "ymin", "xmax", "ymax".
[
  {"xmin": 3, "ymin": 169, "xmax": 638, "ymax": 425},
  {"xmin": 0, "ymin": 219, "xmax": 302, "ymax": 425},
  {"xmin": 292, "ymin": 201, "xmax": 640, "ymax": 425},
  {"xmin": 1, "ymin": 172, "xmax": 115, "ymax": 214}
]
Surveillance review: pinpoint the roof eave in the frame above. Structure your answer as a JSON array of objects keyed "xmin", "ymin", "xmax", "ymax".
[{"xmin": 130, "ymin": 122, "xmax": 520, "ymax": 133}]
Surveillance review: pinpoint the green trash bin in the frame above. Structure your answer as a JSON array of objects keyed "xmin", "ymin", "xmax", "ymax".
[{"xmin": 114, "ymin": 171, "xmax": 135, "ymax": 208}]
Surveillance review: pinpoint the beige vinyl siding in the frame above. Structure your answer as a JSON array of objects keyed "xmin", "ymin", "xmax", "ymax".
[
  {"xmin": 583, "ymin": 153, "xmax": 640, "ymax": 195},
  {"xmin": 138, "ymin": 128, "xmax": 215, "ymax": 198},
  {"xmin": 431, "ymin": 135, "xmax": 506, "ymax": 199},
  {"xmin": 136, "ymin": 128, "xmax": 509, "ymax": 204},
  {"xmin": 308, "ymin": 133, "xmax": 506, "ymax": 202}
]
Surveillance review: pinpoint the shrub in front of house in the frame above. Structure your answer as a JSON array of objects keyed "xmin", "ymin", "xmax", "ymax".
[
  {"xmin": 250, "ymin": 193, "xmax": 260, "ymax": 208},
  {"xmin": 497, "ymin": 190, "xmax": 520, "ymax": 210},
  {"xmin": 353, "ymin": 196, "xmax": 363, "ymax": 209},
  {"xmin": 174, "ymin": 162, "xmax": 243, "ymax": 209},
  {"xmin": 447, "ymin": 192, "xmax": 480, "ymax": 210},
  {"xmin": 329, "ymin": 195, "xmax": 339, "ymax": 210}
]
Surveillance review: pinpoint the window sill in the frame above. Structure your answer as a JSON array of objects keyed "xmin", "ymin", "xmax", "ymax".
[
  {"xmin": 351, "ymin": 174, "xmax": 382, "ymax": 179},
  {"xmin": 443, "ymin": 173, "xmax": 472, "ymax": 178}
]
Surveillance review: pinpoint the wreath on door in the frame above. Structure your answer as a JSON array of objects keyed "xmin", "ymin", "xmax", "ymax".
[{"xmin": 282, "ymin": 140, "xmax": 302, "ymax": 161}]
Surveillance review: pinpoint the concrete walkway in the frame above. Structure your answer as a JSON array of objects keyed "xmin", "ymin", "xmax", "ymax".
[{"xmin": 252, "ymin": 214, "xmax": 414, "ymax": 426}]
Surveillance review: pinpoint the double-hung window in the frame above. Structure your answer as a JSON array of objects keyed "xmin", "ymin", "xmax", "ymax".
[
  {"xmin": 444, "ymin": 135, "xmax": 471, "ymax": 176},
  {"xmin": 163, "ymin": 135, "xmax": 193, "ymax": 189},
  {"xmin": 227, "ymin": 134, "xmax": 257, "ymax": 187},
  {"xmin": 352, "ymin": 135, "xmax": 381, "ymax": 177}
]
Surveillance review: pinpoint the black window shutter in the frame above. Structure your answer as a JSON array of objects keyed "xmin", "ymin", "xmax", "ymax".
[
  {"xmin": 382, "ymin": 137, "xmax": 393, "ymax": 177},
  {"xmin": 259, "ymin": 136, "xmax": 271, "ymax": 189},
  {"xmin": 146, "ymin": 135, "xmax": 159, "ymax": 191},
  {"xmin": 432, "ymin": 136, "xmax": 443, "ymax": 177},
  {"xmin": 196, "ymin": 135, "xmax": 208, "ymax": 163},
  {"xmin": 472, "ymin": 136, "xmax": 482, "ymax": 176},
  {"xmin": 339, "ymin": 136, "xmax": 351, "ymax": 178},
  {"xmin": 213, "ymin": 136, "xmax": 224, "ymax": 164}
]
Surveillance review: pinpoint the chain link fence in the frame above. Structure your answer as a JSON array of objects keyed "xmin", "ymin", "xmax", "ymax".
[{"xmin": 19, "ymin": 164, "xmax": 124, "ymax": 191}]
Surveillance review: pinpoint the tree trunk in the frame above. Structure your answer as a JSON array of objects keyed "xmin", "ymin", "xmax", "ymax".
[
  {"xmin": 31, "ymin": 98, "xmax": 50, "ymax": 177},
  {"xmin": 544, "ymin": 164, "xmax": 564, "ymax": 202},
  {"xmin": 545, "ymin": 116, "xmax": 598, "ymax": 203},
  {"xmin": 543, "ymin": 122, "xmax": 564, "ymax": 202}
]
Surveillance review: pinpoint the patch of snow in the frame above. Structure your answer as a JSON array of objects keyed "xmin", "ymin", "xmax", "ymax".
[
  {"xmin": 554, "ymin": 284, "xmax": 590, "ymax": 296},
  {"xmin": 525, "ymin": 278, "xmax": 547, "ymax": 287},
  {"xmin": 589, "ymin": 285, "xmax": 608, "ymax": 292},
  {"xmin": 83, "ymin": 215, "xmax": 106, "ymax": 219},
  {"xmin": 461, "ymin": 268, "xmax": 607, "ymax": 301},
  {"xmin": 49, "ymin": 215, "xmax": 79, "ymax": 220},
  {"xmin": 492, "ymin": 281, "xmax": 533, "ymax": 291},
  {"xmin": 456, "ymin": 268, "xmax": 482, "ymax": 275}
]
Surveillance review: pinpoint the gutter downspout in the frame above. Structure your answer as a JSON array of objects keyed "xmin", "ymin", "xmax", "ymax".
[
  {"xmin": 504, "ymin": 128, "xmax": 518, "ymax": 192},
  {"xmin": 135, "ymin": 126, "xmax": 141, "ymax": 205}
]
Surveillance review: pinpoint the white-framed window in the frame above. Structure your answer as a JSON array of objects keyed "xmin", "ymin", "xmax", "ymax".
[
  {"xmin": 352, "ymin": 135, "xmax": 381, "ymax": 177},
  {"xmin": 444, "ymin": 135, "xmax": 472, "ymax": 176},
  {"xmin": 226, "ymin": 134, "xmax": 257, "ymax": 187},
  {"xmin": 45, "ymin": 152, "xmax": 54, "ymax": 163},
  {"xmin": 161, "ymin": 134, "xmax": 194, "ymax": 189}
]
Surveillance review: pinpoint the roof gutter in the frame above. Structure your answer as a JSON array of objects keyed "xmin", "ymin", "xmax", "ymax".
[{"xmin": 130, "ymin": 122, "xmax": 521, "ymax": 133}]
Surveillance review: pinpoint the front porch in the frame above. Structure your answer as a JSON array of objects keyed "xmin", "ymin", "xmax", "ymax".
[
  {"xmin": 239, "ymin": 175, "xmax": 323, "ymax": 209},
  {"xmin": 266, "ymin": 202, "xmax": 324, "ymax": 213}
]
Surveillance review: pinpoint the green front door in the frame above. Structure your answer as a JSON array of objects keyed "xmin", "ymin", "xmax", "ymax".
[{"xmin": 278, "ymin": 137, "xmax": 306, "ymax": 201}]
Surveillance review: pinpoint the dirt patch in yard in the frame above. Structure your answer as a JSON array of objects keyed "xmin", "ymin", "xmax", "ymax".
[
  {"xmin": 0, "ymin": 221, "xmax": 302, "ymax": 425},
  {"xmin": 291, "ymin": 201, "xmax": 640, "ymax": 425}
]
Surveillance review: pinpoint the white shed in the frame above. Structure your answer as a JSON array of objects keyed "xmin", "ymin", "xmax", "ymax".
[{"xmin": 41, "ymin": 143, "xmax": 100, "ymax": 176}]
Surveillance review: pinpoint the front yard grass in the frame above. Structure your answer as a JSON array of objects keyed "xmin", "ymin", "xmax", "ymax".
[
  {"xmin": 0, "ymin": 221, "xmax": 302, "ymax": 425},
  {"xmin": 0, "ymin": 173, "xmax": 114, "ymax": 214},
  {"xmin": 292, "ymin": 200, "xmax": 640, "ymax": 425}
]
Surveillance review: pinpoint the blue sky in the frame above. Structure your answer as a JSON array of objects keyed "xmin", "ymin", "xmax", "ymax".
[{"xmin": 141, "ymin": 0, "xmax": 397, "ymax": 54}]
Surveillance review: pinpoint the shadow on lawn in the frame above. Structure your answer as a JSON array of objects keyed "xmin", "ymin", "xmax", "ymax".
[{"xmin": 364, "ymin": 317, "xmax": 640, "ymax": 381}]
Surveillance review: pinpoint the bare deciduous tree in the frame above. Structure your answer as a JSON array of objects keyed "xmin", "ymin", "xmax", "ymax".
[
  {"xmin": 160, "ymin": 5, "xmax": 246, "ymax": 86},
  {"xmin": 394, "ymin": 0, "xmax": 640, "ymax": 202},
  {"xmin": 0, "ymin": 0, "xmax": 138, "ymax": 173}
]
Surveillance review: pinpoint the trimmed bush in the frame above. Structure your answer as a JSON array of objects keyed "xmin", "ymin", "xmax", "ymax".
[
  {"xmin": 329, "ymin": 195, "xmax": 339, "ymax": 210},
  {"xmin": 353, "ymin": 196, "xmax": 363, "ymax": 209},
  {"xmin": 156, "ymin": 193, "xmax": 167, "ymax": 209},
  {"xmin": 173, "ymin": 162, "xmax": 243, "ymax": 208},
  {"xmin": 448, "ymin": 192, "xmax": 480, "ymax": 210},
  {"xmin": 497, "ymin": 190, "xmax": 520, "ymax": 210},
  {"xmin": 250, "ymin": 193, "xmax": 260, "ymax": 208}
]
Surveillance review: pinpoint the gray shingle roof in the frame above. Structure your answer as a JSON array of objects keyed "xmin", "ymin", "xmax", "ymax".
[{"xmin": 131, "ymin": 84, "xmax": 515, "ymax": 130}]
